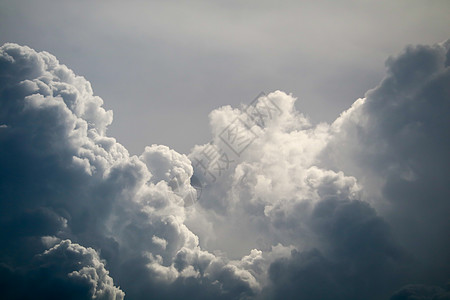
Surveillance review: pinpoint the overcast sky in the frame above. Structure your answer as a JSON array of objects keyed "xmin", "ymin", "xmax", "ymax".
[{"xmin": 1, "ymin": 0, "xmax": 449, "ymax": 154}]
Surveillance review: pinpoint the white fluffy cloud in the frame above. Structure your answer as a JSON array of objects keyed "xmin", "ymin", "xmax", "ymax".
[
  {"xmin": 34, "ymin": 240, "xmax": 125, "ymax": 300},
  {"xmin": 0, "ymin": 39, "xmax": 449, "ymax": 299}
]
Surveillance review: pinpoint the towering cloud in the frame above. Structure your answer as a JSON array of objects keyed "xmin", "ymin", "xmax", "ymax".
[
  {"xmin": 0, "ymin": 40, "xmax": 449, "ymax": 299},
  {"xmin": 324, "ymin": 40, "xmax": 450, "ymax": 287},
  {"xmin": 0, "ymin": 43, "xmax": 257, "ymax": 300}
]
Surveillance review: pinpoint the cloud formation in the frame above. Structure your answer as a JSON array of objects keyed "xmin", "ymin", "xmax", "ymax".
[
  {"xmin": 0, "ymin": 39, "xmax": 449, "ymax": 299},
  {"xmin": 324, "ymin": 40, "xmax": 450, "ymax": 285},
  {"xmin": 0, "ymin": 43, "xmax": 257, "ymax": 300}
]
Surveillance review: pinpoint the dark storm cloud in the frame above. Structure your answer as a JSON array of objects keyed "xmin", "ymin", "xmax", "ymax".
[
  {"xmin": 0, "ymin": 240, "xmax": 125, "ymax": 300},
  {"xmin": 324, "ymin": 40, "xmax": 450, "ymax": 289},
  {"xmin": 390, "ymin": 284, "xmax": 450, "ymax": 300},
  {"xmin": 262, "ymin": 198, "xmax": 405, "ymax": 300}
]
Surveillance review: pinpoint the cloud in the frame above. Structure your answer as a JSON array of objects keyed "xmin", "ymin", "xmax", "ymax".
[
  {"xmin": 0, "ymin": 43, "xmax": 259, "ymax": 299},
  {"xmin": 261, "ymin": 197, "xmax": 405, "ymax": 300},
  {"xmin": 1, "ymin": 39, "xmax": 449, "ymax": 300},
  {"xmin": 0, "ymin": 239, "xmax": 124, "ymax": 300},
  {"xmin": 389, "ymin": 284, "xmax": 450, "ymax": 300},
  {"xmin": 187, "ymin": 40, "xmax": 449, "ymax": 299},
  {"xmin": 184, "ymin": 91, "xmax": 406, "ymax": 299},
  {"xmin": 324, "ymin": 39, "xmax": 450, "ymax": 286}
]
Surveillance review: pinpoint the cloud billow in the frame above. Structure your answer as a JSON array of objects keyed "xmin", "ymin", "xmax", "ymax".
[
  {"xmin": 0, "ymin": 39, "xmax": 449, "ymax": 299},
  {"xmin": 324, "ymin": 40, "xmax": 450, "ymax": 288}
]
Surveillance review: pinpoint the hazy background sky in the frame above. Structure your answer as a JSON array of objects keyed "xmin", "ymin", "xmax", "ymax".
[{"xmin": 1, "ymin": 0, "xmax": 449, "ymax": 155}]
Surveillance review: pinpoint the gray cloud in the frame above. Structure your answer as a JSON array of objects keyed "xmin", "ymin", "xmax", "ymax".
[
  {"xmin": 324, "ymin": 40, "xmax": 450, "ymax": 287},
  {"xmin": 390, "ymin": 284, "xmax": 450, "ymax": 300},
  {"xmin": 0, "ymin": 239, "xmax": 125, "ymax": 300},
  {"xmin": 0, "ymin": 43, "xmax": 258, "ymax": 299}
]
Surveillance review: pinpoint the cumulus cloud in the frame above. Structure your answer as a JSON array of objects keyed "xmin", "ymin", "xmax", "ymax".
[
  {"xmin": 187, "ymin": 93, "xmax": 405, "ymax": 299},
  {"xmin": 187, "ymin": 40, "xmax": 449, "ymax": 299},
  {"xmin": 0, "ymin": 39, "xmax": 449, "ymax": 300},
  {"xmin": 324, "ymin": 40, "xmax": 450, "ymax": 286},
  {"xmin": 390, "ymin": 284, "xmax": 450, "ymax": 300},
  {"xmin": 1, "ymin": 239, "xmax": 124, "ymax": 300},
  {"xmin": 0, "ymin": 43, "xmax": 258, "ymax": 300}
]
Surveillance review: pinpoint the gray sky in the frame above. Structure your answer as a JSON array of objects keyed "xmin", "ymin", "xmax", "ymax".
[{"xmin": 1, "ymin": 0, "xmax": 449, "ymax": 154}]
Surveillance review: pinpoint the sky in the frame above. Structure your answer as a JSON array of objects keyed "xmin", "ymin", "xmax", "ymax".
[
  {"xmin": 1, "ymin": 0, "xmax": 449, "ymax": 154},
  {"xmin": 1, "ymin": 1, "xmax": 450, "ymax": 300}
]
